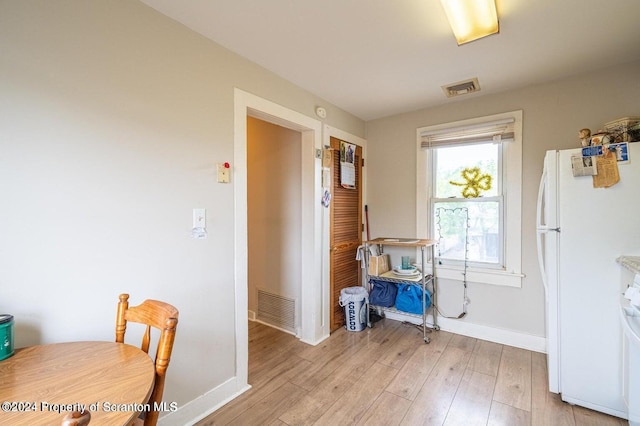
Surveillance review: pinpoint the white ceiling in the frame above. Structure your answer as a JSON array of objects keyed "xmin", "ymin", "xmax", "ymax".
[{"xmin": 140, "ymin": 0, "xmax": 640, "ymax": 121}]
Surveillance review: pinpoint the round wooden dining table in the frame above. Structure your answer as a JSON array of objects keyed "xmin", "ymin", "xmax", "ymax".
[{"xmin": 0, "ymin": 341, "xmax": 155, "ymax": 425}]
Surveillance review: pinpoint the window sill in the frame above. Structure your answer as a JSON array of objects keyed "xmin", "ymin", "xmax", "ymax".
[{"xmin": 431, "ymin": 263, "xmax": 523, "ymax": 288}]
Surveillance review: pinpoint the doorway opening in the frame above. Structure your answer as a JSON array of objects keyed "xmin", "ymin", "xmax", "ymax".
[
  {"xmin": 247, "ymin": 116, "xmax": 302, "ymax": 335},
  {"xmin": 233, "ymin": 89, "xmax": 325, "ymax": 389}
]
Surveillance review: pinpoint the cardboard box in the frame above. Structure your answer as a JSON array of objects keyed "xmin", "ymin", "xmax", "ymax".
[{"xmin": 368, "ymin": 254, "xmax": 390, "ymax": 276}]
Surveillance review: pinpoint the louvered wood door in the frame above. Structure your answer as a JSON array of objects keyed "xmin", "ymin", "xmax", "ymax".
[{"xmin": 329, "ymin": 136, "xmax": 363, "ymax": 332}]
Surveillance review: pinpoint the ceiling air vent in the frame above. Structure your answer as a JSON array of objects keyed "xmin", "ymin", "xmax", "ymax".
[{"xmin": 442, "ymin": 78, "xmax": 480, "ymax": 98}]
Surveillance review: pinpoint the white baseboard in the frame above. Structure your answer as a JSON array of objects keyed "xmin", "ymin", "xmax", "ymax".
[
  {"xmin": 157, "ymin": 376, "xmax": 251, "ymax": 426},
  {"xmin": 382, "ymin": 310, "xmax": 546, "ymax": 353},
  {"xmin": 300, "ymin": 331, "xmax": 330, "ymax": 346}
]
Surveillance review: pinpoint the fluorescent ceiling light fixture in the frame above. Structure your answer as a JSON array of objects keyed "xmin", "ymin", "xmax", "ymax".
[{"xmin": 441, "ymin": 0, "xmax": 499, "ymax": 45}]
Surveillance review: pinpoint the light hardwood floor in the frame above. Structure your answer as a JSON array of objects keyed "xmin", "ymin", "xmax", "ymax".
[{"xmin": 196, "ymin": 319, "xmax": 626, "ymax": 426}]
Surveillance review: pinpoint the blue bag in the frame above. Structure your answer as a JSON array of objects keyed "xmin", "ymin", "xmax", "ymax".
[
  {"xmin": 395, "ymin": 283, "xmax": 431, "ymax": 315},
  {"xmin": 369, "ymin": 279, "xmax": 397, "ymax": 307}
]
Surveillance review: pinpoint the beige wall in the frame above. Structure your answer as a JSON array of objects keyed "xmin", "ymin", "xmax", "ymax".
[
  {"xmin": 247, "ymin": 117, "xmax": 302, "ymax": 325},
  {"xmin": 0, "ymin": 0, "xmax": 363, "ymax": 420},
  {"xmin": 365, "ymin": 60, "xmax": 640, "ymax": 337}
]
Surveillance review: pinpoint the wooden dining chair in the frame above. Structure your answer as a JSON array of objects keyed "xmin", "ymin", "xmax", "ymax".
[
  {"xmin": 115, "ymin": 293, "xmax": 179, "ymax": 426},
  {"xmin": 61, "ymin": 410, "xmax": 91, "ymax": 426}
]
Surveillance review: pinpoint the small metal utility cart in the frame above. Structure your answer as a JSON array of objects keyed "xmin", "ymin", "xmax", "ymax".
[{"xmin": 364, "ymin": 238, "xmax": 439, "ymax": 343}]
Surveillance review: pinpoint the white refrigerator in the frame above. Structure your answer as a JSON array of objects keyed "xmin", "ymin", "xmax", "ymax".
[{"xmin": 536, "ymin": 142, "xmax": 640, "ymax": 418}]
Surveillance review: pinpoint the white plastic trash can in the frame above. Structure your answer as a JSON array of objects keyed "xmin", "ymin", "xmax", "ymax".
[{"xmin": 339, "ymin": 287, "xmax": 369, "ymax": 332}]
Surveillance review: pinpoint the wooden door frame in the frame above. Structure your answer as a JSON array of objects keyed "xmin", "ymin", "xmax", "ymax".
[{"xmin": 322, "ymin": 125, "xmax": 367, "ymax": 334}]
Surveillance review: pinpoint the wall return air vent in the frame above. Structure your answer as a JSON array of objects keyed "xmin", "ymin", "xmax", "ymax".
[
  {"xmin": 442, "ymin": 78, "xmax": 481, "ymax": 98},
  {"xmin": 257, "ymin": 289, "xmax": 296, "ymax": 333}
]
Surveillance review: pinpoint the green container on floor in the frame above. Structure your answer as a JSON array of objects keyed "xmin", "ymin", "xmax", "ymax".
[{"xmin": 0, "ymin": 314, "xmax": 14, "ymax": 361}]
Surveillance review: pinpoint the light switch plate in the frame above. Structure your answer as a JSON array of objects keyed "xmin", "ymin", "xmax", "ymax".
[{"xmin": 193, "ymin": 208, "xmax": 206, "ymax": 228}]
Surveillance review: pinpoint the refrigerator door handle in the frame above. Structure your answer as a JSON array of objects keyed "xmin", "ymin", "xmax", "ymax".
[
  {"xmin": 538, "ymin": 226, "xmax": 560, "ymax": 233},
  {"xmin": 621, "ymin": 306, "xmax": 640, "ymax": 346},
  {"xmin": 536, "ymin": 162, "xmax": 550, "ymax": 297},
  {"xmin": 536, "ymin": 161, "xmax": 547, "ymax": 230},
  {"xmin": 536, "ymin": 157, "xmax": 560, "ymax": 233},
  {"xmin": 536, "ymin": 230, "xmax": 549, "ymax": 298}
]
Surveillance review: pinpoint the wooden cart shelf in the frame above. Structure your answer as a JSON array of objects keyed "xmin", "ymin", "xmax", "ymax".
[
  {"xmin": 373, "ymin": 271, "xmax": 433, "ymax": 283},
  {"xmin": 364, "ymin": 237, "xmax": 439, "ymax": 343}
]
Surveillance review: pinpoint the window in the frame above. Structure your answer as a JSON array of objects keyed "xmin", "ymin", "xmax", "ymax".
[
  {"xmin": 416, "ymin": 111, "xmax": 523, "ymax": 287},
  {"xmin": 433, "ymin": 142, "xmax": 501, "ymax": 266}
]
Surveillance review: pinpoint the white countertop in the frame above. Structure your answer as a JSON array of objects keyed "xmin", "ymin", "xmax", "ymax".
[{"xmin": 617, "ymin": 256, "xmax": 640, "ymax": 275}]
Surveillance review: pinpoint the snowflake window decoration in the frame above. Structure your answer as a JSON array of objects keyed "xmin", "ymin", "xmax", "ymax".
[{"xmin": 450, "ymin": 167, "xmax": 492, "ymax": 198}]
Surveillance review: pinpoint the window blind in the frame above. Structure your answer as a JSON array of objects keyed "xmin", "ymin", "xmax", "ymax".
[{"xmin": 420, "ymin": 117, "xmax": 515, "ymax": 149}]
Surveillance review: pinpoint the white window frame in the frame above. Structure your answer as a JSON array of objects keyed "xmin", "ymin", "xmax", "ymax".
[{"xmin": 416, "ymin": 111, "xmax": 523, "ymax": 288}]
